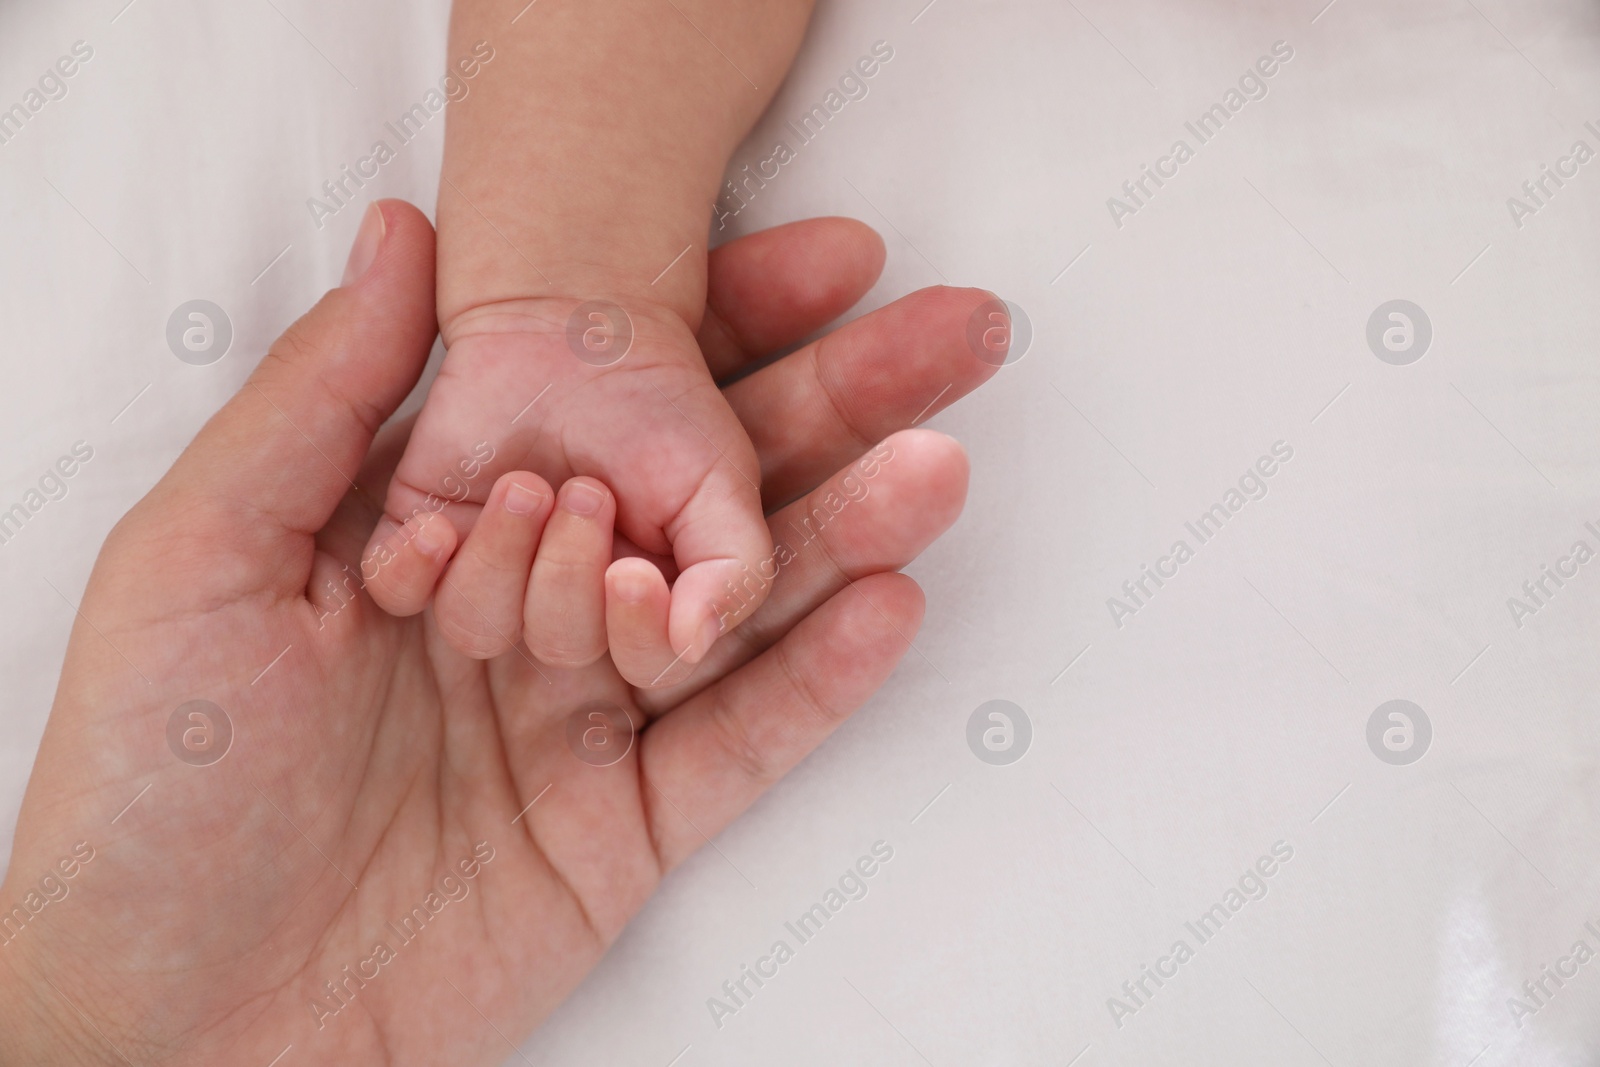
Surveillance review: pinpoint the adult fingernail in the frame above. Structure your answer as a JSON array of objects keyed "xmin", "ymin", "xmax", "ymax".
[
  {"xmin": 504, "ymin": 481, "xmax": 546, "ymax": 516},
  {"xmin": 561, "ymin": 481, "xmax": 605, "ymax": 517},
  {"xmin": 342, "ymin": 202, "xmax": 386, "ymax": 286}
]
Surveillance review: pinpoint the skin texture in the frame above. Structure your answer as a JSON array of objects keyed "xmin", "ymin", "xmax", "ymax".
[
  {"xmin": 376, "ymin": 0, "xmax": 823, "ymax": 674},
  {"xmin": 379, "ymin": 293, "xmax": 773, "ymax": 676},
  {"xmin": 0, "ymin": 202, "xmax": 998, "ymax": 1065}
]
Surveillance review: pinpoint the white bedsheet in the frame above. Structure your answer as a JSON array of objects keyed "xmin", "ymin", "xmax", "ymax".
[{"xmin": 4, "ymin": 0, "xmax": 1599, "ymax": 1062}]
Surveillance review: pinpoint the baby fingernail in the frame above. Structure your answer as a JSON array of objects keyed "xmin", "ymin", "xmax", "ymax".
[
  {"xmin": 561, "ymin": 481, "xmax": 604, "ymax": 516},
  {"xmin": 611, "ymin": 568, "xmax": 653, "ymax": 604},
  {"xmin": 504, "ymin": 481, "xmax": 545, "ymax": 516},
  {"xmin": 342, "ymin": 202, "xmax": 386, "ymax": 287},
  {"xmin": 412, "ymin": 514, "xmax": 448, "ymax": 557}
]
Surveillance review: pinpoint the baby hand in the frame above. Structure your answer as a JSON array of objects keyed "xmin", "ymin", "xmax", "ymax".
[{"xmin": 362, "ymin": 296, "xmax": 772, "ymax": 682}]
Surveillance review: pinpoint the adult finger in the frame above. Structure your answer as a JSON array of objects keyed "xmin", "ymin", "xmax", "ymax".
[
  {"xmin": 699, "ymin": 217, "xmax": 885, "ymax": 381},
  {"xmin": 639, "ymin": 571, "xmax": 924, "ymax": 872},
  {"xmin": 724, "ymin": 285, "xmax": 1002, "ymax": 509},
  {"xmin": 637, "ymin": 428, "xmax": 967, "ymax": 715}
]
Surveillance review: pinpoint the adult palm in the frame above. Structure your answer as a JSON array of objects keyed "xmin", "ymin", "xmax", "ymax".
[{"xmin": 0, "ymin": 202, "xmax": 995, "ymax": 1065}]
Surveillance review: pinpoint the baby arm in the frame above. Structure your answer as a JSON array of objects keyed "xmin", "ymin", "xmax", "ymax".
[{"xmin": 367, "ymin": 0, "xmax": 817, "ymax": 680}]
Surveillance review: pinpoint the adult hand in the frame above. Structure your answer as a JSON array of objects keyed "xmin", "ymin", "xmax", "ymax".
[{"xmin": 0, "ymin": 200, "xmax": 996, "ymax": 1065}]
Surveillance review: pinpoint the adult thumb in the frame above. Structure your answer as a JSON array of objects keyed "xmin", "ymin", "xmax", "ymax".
[{"xmin": 143, "ymin": 199, "xmax": 437, "ymax": 597}]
